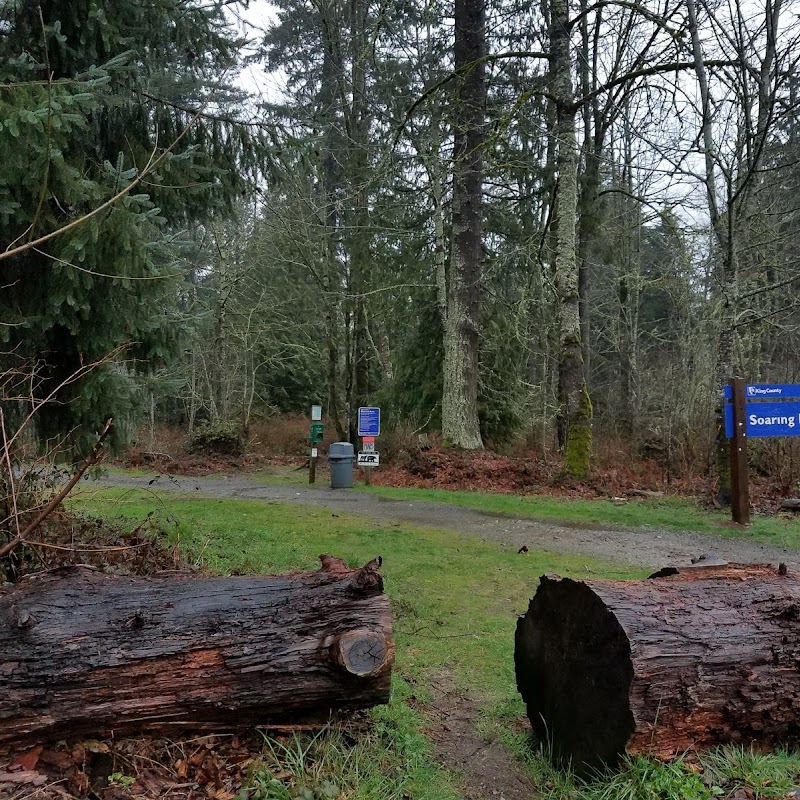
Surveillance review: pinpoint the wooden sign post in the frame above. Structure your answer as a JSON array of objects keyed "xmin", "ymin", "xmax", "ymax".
[
  {"xmin": 728, "ymin": 377, "xmax": 750, "ymax": 525},
  {"xmin": 724, "ymin": 379, "xmax": 800, "ymax": 524},
  {"xmin": 357, "ymin": 407, "xmax": 381, "ymax": 486},
  {"xmin": 309, "ymin": 405, "xmax": 323, "ymax": 484}
]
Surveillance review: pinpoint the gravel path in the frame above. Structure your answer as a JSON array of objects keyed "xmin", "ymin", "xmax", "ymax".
[{"xmin": 92, "ymin": 472, "xmax": 800, "ymax": 570}]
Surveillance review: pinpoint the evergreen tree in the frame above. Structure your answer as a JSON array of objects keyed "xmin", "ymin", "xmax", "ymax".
[{"xmin": 0, "ymin": 0, "xmax": 265, "ymax": 452}]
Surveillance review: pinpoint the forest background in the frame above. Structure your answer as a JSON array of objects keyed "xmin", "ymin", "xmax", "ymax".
[{"xmin": 2, "ymin": 0, "xmax": 800, "ymax": 503}]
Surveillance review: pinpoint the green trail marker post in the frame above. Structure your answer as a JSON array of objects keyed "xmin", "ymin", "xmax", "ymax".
[{"xmin": 309, "ymin": 405, "xmax": 323, "ymax": 484}]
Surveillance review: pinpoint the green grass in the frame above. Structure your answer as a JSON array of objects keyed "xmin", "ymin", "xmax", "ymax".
[
  {"xmin": 248, "ymin": 698, "xmax": 461, "ymax": 800},
  {"xmin": 357, "ymin": 484, "xmax": 800, "ymax": 548},
  {"xmin": 100, "ymin": 464, "xmax": 800, "ymax": 547},
  {"xmin": 71, "ymin": 487, "xmax": 800, "ymax": 800},
  {"xmin": 101, "ymin": 464, "xmax": 311, "ymax": 486},
  {"xmin": 74, "ymin": 486, "xmax": 641, "ymax": 700}
]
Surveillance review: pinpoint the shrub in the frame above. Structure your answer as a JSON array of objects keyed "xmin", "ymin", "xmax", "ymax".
[{"xmin": 189, "ymin": 420, "xmax": 244, "ymax": 456}]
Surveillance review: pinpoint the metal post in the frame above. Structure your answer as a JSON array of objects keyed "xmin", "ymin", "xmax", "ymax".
[
  {"xmin": 309, "ymin": 448, "xmax": 317, "ymax": 484},
  {"xmin": 729, "ymin": 377, "xmax": 750, "ymax": 525}
]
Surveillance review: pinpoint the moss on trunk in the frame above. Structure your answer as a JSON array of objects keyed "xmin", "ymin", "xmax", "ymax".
[{"xmin": 563, "ymin": 383, "xmax": 593, "ymax": 479}]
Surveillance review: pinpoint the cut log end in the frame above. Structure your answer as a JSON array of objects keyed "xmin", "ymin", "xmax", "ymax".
[
  {"xmin": 333, "ymin": 629, "xmax": 391, "ymax": 677},
  {"xmin": 516, "ymin": 564, "xmax": 800, "ymax": 775},
  {"xmin": 515, "ymin": 575, "xmax": 635, "ymax": 772}
]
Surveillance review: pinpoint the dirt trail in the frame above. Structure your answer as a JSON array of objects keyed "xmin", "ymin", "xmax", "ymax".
[
  {"xmin": 92, "ymin": 471, "xmax": 800, "ymax": 570},
  {"xmin": 425, "ymin": 673, "xmax": 535, "ymax": 800}
]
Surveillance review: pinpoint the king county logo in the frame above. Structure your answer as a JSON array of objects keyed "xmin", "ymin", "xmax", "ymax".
[{"xmin": 748, "ymin": 385, "xmax": 782, "ymax": 396}]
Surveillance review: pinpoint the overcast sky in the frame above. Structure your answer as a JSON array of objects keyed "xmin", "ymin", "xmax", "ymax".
[{"xmin": 229, "ymin": 0, "xmax": 285, "ymax": 102}]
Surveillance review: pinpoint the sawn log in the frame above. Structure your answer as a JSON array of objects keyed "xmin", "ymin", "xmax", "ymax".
[
  {"xmin": 0, "ymin": 556, "xmax": 393, "ymax": 748},
  {"xmin": 515, "ymin": 563, "xmax": 800, "ymax": 774}
]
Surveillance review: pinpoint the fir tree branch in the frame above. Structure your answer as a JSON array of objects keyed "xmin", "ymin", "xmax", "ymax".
[
  {"xmin": 33, "ymin": 247, "xmax": 187, "ymax": 282},
  {"xmin": 0, "ymin": 103, "xmax": 208, "ymax": 264},
  {"xmin": 28, "ymin": 6, "xmax": 54, "ymax": 245},
  {"xmin": 4, "ymin": 346, "xmax": 128, "ymax": 454}
]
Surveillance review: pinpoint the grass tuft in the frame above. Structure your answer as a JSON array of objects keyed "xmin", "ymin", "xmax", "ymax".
[{"xmin": 245, "ymin": 689, "xmax": 460, "ymax": 800}]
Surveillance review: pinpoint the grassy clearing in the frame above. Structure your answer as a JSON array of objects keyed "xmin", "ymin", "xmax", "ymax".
[
  {"xmin": 74, "ymin": 486, "xmax": 641, "ymax": 700},
  {"xmin": 358, "ymin": 485, "xmax": 800, "ymax": 548},
  {"xmin": 72, "ymin": 487, "xmax": 800, "ymax": 800}
]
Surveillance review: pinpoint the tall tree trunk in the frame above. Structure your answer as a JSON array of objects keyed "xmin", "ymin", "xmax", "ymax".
[
  {"xmin": 576, "ymin": 0, "xmax": 601, "ymax": 376},
  {"xmin": 617, "ymin": 117, "xmax": 640, "ymax": 439},
  {"xmin": 347, "ymin": 0, "xmax": 371, "ymax": 443},
  {"xmin": 686, "ymin": 0, "xmax": 736, "ymax": 505},
  {"xmin": 442, "ymin": 0, "xmax": 485, "ymax": 450},
  {"xmin": 551, "ymin": 0, "xmax": 592, "ymax": 477},
  {"xmin": 319, "ymin": 8, "xmax": 346, "ymax": 441}
]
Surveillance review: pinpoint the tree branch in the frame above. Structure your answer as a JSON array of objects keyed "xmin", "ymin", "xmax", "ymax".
[{"xmin": 0, "ymin": 418, "xmax": 113, "ymax": 561}]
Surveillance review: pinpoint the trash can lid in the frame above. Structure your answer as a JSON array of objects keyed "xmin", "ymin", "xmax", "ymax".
[{"xmin": 329, "ymin": 441, "xmax": 354, "ymax": 457}]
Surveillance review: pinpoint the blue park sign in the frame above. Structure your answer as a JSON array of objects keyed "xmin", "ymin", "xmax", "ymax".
[
  {"xmin": 357, "ymin": 406, "xmax": 381, "ymax": 437},
  {"xmin": 724, "ymin": 384, "xmax": 800, "ymax": 438}
]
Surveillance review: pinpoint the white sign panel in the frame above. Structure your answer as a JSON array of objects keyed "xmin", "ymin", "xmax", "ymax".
[
  {"xmin": 357, "ymin": 452, "xmax": 380, "ymax": 467},
  {"xmin": 311, "ymin": 404, "xmax": 323, "ymax": 421}
]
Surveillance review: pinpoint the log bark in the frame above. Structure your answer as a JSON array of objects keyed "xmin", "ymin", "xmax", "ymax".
[
  {"xmin": 515, "ymin": 563, "xmax": 800, "ymax": 774},
  {"xmin": 0, "ymin": 556, "xmax": 393, "ymax": 749}
]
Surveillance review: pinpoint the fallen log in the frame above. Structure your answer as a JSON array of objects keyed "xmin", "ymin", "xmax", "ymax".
[
  {"xmin": 515, "ymin": 563, "xmax": 800, "ymax": 774},
  {"xmin": 0, "ymin": 556, "xmax": 393, "ymax": 748}
]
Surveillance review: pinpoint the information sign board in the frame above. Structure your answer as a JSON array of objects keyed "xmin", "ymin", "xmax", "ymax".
[
  {"xmin": 357, "ymin": 407, "xmax": 381, "ymax": 437},
  {"xmin": 357, "ymin": 452, "xmax": 380, "ymax": 466},
  {"xmin": 724, "ymin": 384, "xmax": 800, "ymax": 438},
  {"xmin": 311, "ymin": 404, "xmax": 323, "ymax": 421},
  {"xmin": 725, "ymin": 401, "xmax": 800, "ymax": 438},
  {"xmin": 724, "ymin": 379, "xmax": 800, "ymax": 525}
]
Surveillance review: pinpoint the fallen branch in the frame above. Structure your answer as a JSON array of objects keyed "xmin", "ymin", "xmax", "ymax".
[
  {"xmin": 0, "ymin": 418, "xmax": 113, "ymax": 561},
  {"xmin": 22, "ymin": 540, "xmax": 151, "ymax": 553}
]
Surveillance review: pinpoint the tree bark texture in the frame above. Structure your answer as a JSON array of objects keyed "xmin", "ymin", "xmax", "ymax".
[
  {"xmin": 442, "ymin": 0, "xmax": 485, "ymax": 451},
  {"xmin": 515, "ymin": 564, "xmax": 800, "ymax": 775},
  {"xmin": 550, "ymin": 0, "xmax": 592, "ymax": 477},
  {"xmin": 0, "ymin": 557, "xmax": 393, "ymax": 749},
  {"xmin": 319, "ymin": 9, "xmax": 347, "ymax": 442},
  {"xmin": 346, "ymin": 0, "xmax": 372, "ymax": 443},
  {"xmin": 686, "ymin": 0, "xmax": 738, "ymax": 506}
]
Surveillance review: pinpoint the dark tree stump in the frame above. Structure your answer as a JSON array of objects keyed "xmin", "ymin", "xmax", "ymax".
[
  {"xmin": 515, "ymin": 564, "xmax": 800, "ymax": 774},
  {"xmin": 0, "ymin": 556, "xmax": 393, "ymax": 749}
]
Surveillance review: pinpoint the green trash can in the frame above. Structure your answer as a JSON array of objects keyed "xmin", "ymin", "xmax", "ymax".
[{"xmin": 329, "ymin": 441, "xmax": 355, "ymax": 489}]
